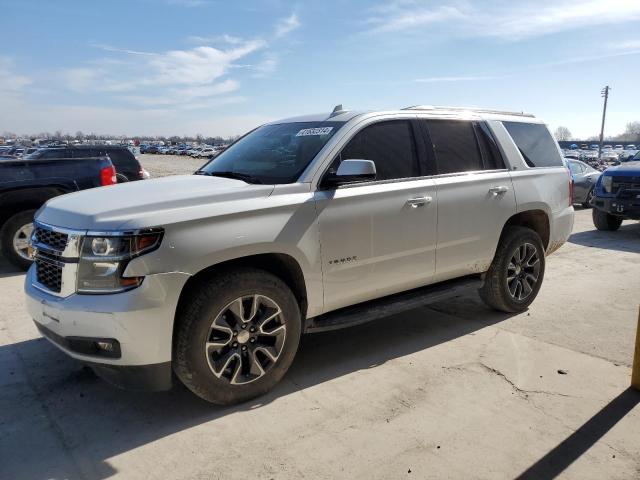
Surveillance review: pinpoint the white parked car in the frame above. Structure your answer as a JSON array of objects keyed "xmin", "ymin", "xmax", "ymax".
[{"xmin": 26, "ymin": 105, "xmax": 574, "ymax": 404}]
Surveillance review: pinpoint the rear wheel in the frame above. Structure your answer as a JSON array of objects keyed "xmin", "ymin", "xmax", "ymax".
[
  {"xmin": 480, "ymin": 226, "xmax": 545, "ymax": 313},
  {"xmin": 0, "ymin": 210, "xmax": 36, "ymax": 271},
  {"xmin": 174, "ymin": 268, "xmax": 301, "ymax": 405},
  {"xmin": 592, "ymin": 209, "xmax": 622, "ymax": 231}
]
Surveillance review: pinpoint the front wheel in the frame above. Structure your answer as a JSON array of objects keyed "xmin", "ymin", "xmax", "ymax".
[
  {"xmin": 480, "ymin": 226, "xmax": 546, "ymax": 313},
  {"xmin": 1, "ymin": 209, "xmax": 37, "ymax": 271},
  {"xmin": 592, "ymin": 208, "xmax": 622, "ymax": 231},
  {"xmin": 174, "ymin": 268, "xmax": 301, "ymax": 405},
  {"xmin": 582, "ymin": 188, "xmax": 595, "ymax": 208}
]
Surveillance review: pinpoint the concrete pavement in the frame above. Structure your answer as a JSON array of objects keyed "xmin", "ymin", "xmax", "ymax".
[{"xmin": 1, "ymin": 208, "xmax": 639, "ymax": 479}]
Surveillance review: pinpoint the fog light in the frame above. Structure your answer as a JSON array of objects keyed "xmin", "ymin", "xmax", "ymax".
[{"xmin": 96, "ymin": 341, "xmax": 114, "ymax": 352}]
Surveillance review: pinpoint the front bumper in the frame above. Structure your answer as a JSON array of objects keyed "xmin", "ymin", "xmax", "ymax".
[
  {"xmin": 25, "ymin": 266, "xmax": 190, "ymax": 388},
  {"xmin": 593, "ymin": 195, "xmax": 640, "ymax": 219}
]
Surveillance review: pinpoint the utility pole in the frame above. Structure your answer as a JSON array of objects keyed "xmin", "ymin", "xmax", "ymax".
[{"xmin": 598, "ymin": 86, "xmax": 610, "ymax": 159}]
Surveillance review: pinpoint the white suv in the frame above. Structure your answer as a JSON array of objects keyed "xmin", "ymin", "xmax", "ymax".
[{"xmin": 25, "ymin": 106, "xmax": 574, "ymax": 404}]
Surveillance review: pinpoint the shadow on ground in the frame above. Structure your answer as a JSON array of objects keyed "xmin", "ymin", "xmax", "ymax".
[
  {"xmin": 0, "ymin": 255, "xmax": 23, "ymax": 279},
  {"xmin": 568, "ymin": 220, "xmax": 640, "ymax": 254},
  {"xmin": 2, "ymin": 293, "xmax": 511, "ymax": 480},
  {"xmin": 517, "ymin": 388, "xmax": 640, "ymax": 479}
]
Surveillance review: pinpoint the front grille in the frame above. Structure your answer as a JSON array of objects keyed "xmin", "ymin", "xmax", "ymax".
[
  {"xmin": 35, "ymin": 257, "xmax": 63, "ymax": 293},
  {"xmin": 33, "ymin": 227, "xmax": 69, "ymax": 251},
  {"xmin": 612, "ymin": 176, "xmax": 640, "ymax": 194}
]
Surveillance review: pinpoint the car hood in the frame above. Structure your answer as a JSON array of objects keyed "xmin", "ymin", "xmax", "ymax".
[
  {"xmin": 36, "ymin": 175, "xmax": 275, "ymax": 230},
  {"xmin": 604, "ymin": 161, "xmax": 640, "ymax": 176}
]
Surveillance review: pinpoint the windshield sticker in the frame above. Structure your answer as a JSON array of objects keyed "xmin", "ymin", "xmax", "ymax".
[{"xmin": 295, "ymin": 127, "xmax": 333, "ymax": 137}]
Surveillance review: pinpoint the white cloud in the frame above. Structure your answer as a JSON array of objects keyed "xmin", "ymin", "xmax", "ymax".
[
  {"xmin": 365, "ymin": 0, "xmax": 640, "ymax": 39},
  {"xmin": 186, "ymin": 34, "xmax": 246, "ymax": 45},
  {"xmin": 275, "ymin": 13, "xmax": 301, "ymax": 38},
  {"xmin": 252, "ymin": 53, "xmax": 279, "ymax": 77},
  {"xmin": 60, "ymin": 39, "xmax": 266, "ymax": 108},
  {"xmin": 147, "ymin": 41, "xmax": 265, "ymax": 86},
  {"xmin": 414, "ymin": 75, "xmax": 504, "ymax": 83},
  {"xmin": 0, "ymin": 57, "xmax": 32, "ymax": 94}
]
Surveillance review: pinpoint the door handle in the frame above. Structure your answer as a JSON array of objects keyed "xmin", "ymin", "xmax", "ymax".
[
  {"xmin": 406, "ymin": 196, "xmax": 432, "ymax": 208},
  {"xmin": 489, "ymin": 186, "xmax": 509, "ymax": 196}
]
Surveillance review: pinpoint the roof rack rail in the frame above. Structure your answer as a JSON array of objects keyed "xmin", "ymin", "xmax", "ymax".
[{"xmin": 401, "ymin": 105, "xmax": 535, "ymax": 118}]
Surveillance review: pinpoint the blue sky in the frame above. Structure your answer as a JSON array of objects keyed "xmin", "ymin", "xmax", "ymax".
[{"xmin": 1, "ymin": 0, "xmax": 639, "ymax": 138}]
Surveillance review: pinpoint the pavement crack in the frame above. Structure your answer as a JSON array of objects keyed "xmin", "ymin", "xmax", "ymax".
[{"xmin": 443, "ymin": 362, "xmax": 575, "ymax": 399}]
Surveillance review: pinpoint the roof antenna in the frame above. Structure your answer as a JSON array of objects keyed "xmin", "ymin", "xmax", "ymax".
[{"xmin": 330, "ymin": 104, "xmax": 345, "ymax": 117}]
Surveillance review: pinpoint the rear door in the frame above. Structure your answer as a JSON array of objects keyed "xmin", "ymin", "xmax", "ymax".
[
  {"xmin": 315, "ymin": 119, "xmax": 438, "ymax": 312},
  {"xmin": 421, "ymin": 119, "xmax": 517, "ymax": 280}
]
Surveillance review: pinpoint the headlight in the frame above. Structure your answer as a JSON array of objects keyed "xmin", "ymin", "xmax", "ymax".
[
  {"xmin": 77, "ymin": 229, "xmax": 163, "ymax": 294},
  {"xmin": 602, "ymin": 176, "xmax": 613, "ymax": 193}
]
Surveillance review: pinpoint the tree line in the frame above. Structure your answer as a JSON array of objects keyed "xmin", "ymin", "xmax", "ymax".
[
  {"xmin": 554, "ymin": 122, "xmax": 640, "ymax": 142},
  {"xmin": 0, "ymin": 130, "xmax": 239, "ymax": 145}
]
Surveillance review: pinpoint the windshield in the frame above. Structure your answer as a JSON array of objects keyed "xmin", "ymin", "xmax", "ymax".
[{"xmin": 200, "ymin": 121, "xmax": 345, "ymax": 184}]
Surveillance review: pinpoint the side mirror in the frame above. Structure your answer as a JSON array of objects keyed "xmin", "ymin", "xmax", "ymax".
[{"xmin": 322, "ymin": 159, "xmax": 376, "ymax": 187}]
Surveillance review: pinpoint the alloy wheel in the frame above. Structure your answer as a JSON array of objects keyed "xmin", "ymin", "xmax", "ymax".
[
  {"xmin": 13, "ymin": 223, "xmax": 33, "ymax": 261},
  {"xmin": 205, "ymin": 295, "xmax": 286, "ymax": 385},
  {"xmin": 506, "ymin": 242, "xmax": 541, "ymax": 301}
]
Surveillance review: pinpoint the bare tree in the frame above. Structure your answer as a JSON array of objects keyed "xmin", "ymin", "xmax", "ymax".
[{"xmin": 554, "ymin": 126, "xmax": 572, "ymax": 141}]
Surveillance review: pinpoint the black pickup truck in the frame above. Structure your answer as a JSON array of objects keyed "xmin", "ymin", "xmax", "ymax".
[{"xmin": 0, "ymin": 155, "xmax": 116, "ymax": 269}]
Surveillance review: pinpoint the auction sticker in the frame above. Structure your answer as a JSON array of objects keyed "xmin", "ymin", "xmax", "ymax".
[{"xmin": 296, "ymin": 127, "xmax": 333, "ymax": 137}]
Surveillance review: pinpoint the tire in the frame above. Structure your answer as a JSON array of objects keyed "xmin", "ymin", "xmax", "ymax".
[
  {"xmin": 582, "ymin": 188, "xmax": 595, "ymax": 208},
  {"xmin": 116, "ymin": 173, "xmax": 129, "ymax": 183},
  {"xmin": 592, "ymin": 209, "xmax": 622, "ymax": 231},
  {"xmin": 0, "ymin": 209, "xmax": 37, "ymax": 271},
  {"xmin": 480, "ymin": 226, "xmax": 545, "ymax": 313},
  {"xmin": 174, "ymin": 268, "xmax": 302, "ymax": 405}
]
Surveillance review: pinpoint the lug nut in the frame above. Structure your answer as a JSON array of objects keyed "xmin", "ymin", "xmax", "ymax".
[
  {"xmin": 250, "ymin": 327, "xmax": 256, "ymax": 333},
  {"xmin": 232, "ymin": 331, "xmax": 238, "ymax": 337},
  {"xmin": 232, "ymin": 342, "xmax": 238, "ymax": 348},
  {"xmin": 250, "ymin": 338, "xmax": 256, "ymax": 343},
  {"xmin": 242, "ymin": 345, "xmax": 247, "ymax": 351},
  {"xmin": 241, "ymin": 324, "xmax": 246, "ymax": 329}
]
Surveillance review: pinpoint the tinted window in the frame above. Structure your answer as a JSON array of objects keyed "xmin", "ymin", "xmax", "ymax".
[
  {"xmin": 425, "ymin": 120, "xmax": 483, "ymax": 174},
  {"xmin": 339, "ymin": 120, "xmax": 419, "ymax": 181},
  {"xmin": 503, "ymin": 121, "xmax": 563, "ymax": 167},
  {"xmin": 39, "ymin": 149, "xmax": 69, "ymax": 159},
  {"xmin": 105, "ymin": 149, "xmax": 135, "ymax": 168},
  {"xmin": 475, "ymin": 122, "xmax": 505, "ymax": 170}
]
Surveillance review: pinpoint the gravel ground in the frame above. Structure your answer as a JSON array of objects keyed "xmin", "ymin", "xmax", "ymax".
[{"xmin": 138, "ymin": 153, "xmax": 209, "ymax": 178}]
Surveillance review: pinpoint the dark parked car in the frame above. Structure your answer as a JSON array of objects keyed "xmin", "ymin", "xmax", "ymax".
[
  {"xmin": 25, "ymin": 145, "xmax": 149, "ymax": 182},
  {"xmin": 566, "ymin": 159, "xmax": 601, "ymax": 207},
  {"xmin": 591, "ymin": 160, "xmax": 640, "ymax": 230},
  {"xmin": 0, "ymin": 154, "xmax": 116, "ymax": 269}
]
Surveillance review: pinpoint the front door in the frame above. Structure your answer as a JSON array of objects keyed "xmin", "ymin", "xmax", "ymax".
[{"xmin": 314, "ymin": 120, "xmax": 438, "ymax": 313}]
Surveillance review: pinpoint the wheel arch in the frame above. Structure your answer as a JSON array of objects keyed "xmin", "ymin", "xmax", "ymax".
[
  {"xmin": 0, "ymin": 187, "xmax": 68, "ymax": 227},
  {"xmin": 173, "ymin": 252, "xmax": 309, "ymax": 345},
  {"xmin": 503, "ymin": 209, "xmax": 550, "ymax": 250}
]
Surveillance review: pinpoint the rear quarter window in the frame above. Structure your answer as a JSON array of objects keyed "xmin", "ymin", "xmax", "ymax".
[
  {"xmin": 105, "ymin": 148, "xmax": 137, "ymax": 169},
  {"xmin": 503, "ymin": 121, "xmax": 563, "ymax": 168}
]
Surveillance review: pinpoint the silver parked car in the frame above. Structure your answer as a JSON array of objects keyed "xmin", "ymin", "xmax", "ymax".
[
  {"xmin": 26, "ymin": 105, "xmax": 574, "ymax": 404},
  {"xmin": 566, "ymin": 159, "xmax": 601, "ymax": 207}
]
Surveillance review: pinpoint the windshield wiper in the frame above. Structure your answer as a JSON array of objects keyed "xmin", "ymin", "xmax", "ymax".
[{"xmin": 199, "ymin": 170, "xmax": 263, "ymax": 184}]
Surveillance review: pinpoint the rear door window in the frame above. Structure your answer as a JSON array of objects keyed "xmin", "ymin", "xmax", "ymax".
[
  {"xmin": 339, "ymin": 120, "xmax": 420, "ymax": 181},
  {"xmin": 424, "ymin": 120, "xmax": 484, "ymax": 174},
  {"xmin": 503, "ymin": 121, "xmax": 563, "ymax": 167}
]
